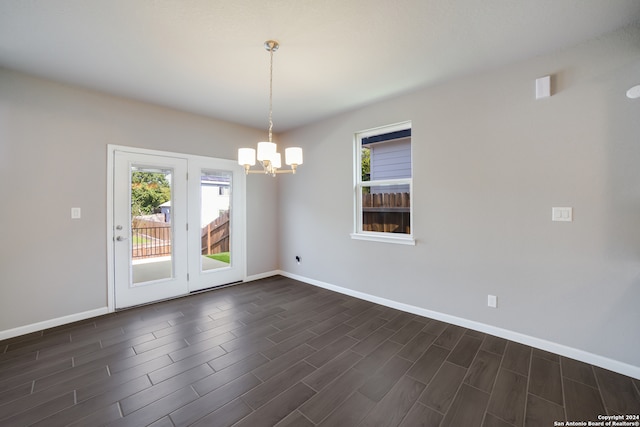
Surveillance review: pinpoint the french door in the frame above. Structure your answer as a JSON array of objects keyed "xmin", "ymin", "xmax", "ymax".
[
  {"xmin": 187, "ymin": 157, "xmax": 245, "ymax": 293},
  {"xmin": 110, "ymin": 147, "xmax": 245, "ymax": 309}
]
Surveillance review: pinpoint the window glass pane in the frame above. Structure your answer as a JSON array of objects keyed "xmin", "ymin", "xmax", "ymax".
[
  {"xmin": 361, "ymin": 184, "xmax": 410, "ymax": 234},
  {"xmin": 200, "ymin": 170, "xmax": 231, "ymax": 271},
  {"xmin": 361, "ymin": 129, "xmax": 411, "ymax": 184},
  {"xmin": 368, "ymin": 137, "xmax": 411, "ymax": 180}
]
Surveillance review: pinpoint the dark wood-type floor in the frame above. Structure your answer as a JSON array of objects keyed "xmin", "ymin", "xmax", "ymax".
[{"xmin": 1, "ymin": 276, "xmax": 639, "ymax": 426}]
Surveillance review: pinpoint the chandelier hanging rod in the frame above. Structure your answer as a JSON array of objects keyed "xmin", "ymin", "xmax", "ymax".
[{"xmin": 266, "ymin": 40, "xmax": 277, "ymax": 144}]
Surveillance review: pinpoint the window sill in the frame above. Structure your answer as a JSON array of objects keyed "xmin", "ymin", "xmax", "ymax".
[{"xmin": 350, "ymin": 233, "xmax": 416, "ymax": 245}]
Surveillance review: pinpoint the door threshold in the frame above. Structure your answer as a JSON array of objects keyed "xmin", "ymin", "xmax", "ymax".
[{"xmin": 190, "ymin": 280, "xmax": 244, "ymax": 295}]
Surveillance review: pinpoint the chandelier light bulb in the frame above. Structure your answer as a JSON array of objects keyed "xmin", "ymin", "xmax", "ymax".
[
  {"xmin": 272, "ymin": 152, "xmax": 282, "ymax": 169},
  {"xmin": 285, "ymin": 147, "xmax": 303, "ymax": 166},
  {"xmin": 257, "ymin": 142, "xmax": 277, "ymax": 162},
  {"xmin": 238, "ymin": 148, "xmax": 256, "ymax": 166}
]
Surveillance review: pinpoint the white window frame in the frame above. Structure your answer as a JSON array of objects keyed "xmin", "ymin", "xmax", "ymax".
[{"xmin": 351, "ymin": 121, "xmax": 415, "ymax": 245}]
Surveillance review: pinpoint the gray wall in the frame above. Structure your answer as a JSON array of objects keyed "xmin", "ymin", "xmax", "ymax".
[
  {"xmin": 278, "ymin": 25, "xmax": 640, "ymax": 368},
  {"xmin": 0, "ymin": 69, "xmax": 278, "ymax": 331}
]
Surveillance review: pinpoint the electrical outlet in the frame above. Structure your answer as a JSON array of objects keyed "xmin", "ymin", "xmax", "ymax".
[
  {"xmin": 552, "ymin": 207, "xmax": 572, "ymax": 222},
  {"xmin": 488, "ymin": 295, "xmax": 497, "ymax": 308}
]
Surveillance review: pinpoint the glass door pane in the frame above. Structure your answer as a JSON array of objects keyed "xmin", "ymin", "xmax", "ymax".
[
  {"xmin": 130, "ymin": 166, "xmax": 174, "ymax": 284},
  {"xmin": 186, "ymin": 157, "xmax": 244, "ymax": 293},
  {"xmin": 200, "ymin": 170, "xmax": 232, "ymax": 272}
]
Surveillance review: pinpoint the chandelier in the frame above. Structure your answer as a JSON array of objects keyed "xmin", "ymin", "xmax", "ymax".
[{"xmin": 238, "ymin": 40, "xmax": 303, "ymax": 176}]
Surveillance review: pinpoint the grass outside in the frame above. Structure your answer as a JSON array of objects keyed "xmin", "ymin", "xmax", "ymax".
[
  {"xmin": 206, "ymin": 252, "xmax": 230, "ymax": 263},
  {"xmin": 132, "ymin": 235, "xmax": 149, "ymax": 244}
]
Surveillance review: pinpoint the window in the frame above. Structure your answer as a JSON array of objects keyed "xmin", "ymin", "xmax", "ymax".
[{"xmin": 352, "ymin": 121, "xmax": 414, "ymax": 244}]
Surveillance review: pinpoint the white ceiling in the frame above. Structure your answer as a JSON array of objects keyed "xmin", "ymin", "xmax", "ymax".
[{"xmin": 1, "ymin": 1, "xmax": 639, "ymax": 131}]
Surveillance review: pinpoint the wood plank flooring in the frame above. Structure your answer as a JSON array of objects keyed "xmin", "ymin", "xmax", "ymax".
[{"xmin": 1, "ymin": 276, "xmax": 639, "ymax": 426}]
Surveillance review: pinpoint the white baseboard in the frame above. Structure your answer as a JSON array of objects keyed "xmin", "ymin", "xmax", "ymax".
[
  {"xmin": 244, "ymin": 270, "xmax": 281, "ymax": 283},
  {"xmin": 0, "ymin": 307, "xmax": 109, "ymax": 341},
  {"xmin": 279, "ymin": 271, "xmax": 640, "ymax": 380}
]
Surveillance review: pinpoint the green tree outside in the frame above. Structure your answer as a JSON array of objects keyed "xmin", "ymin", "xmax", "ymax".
[
  {"xmin": 361, "ymin": 147, "xmax": 370, "ymax": 181},
  {"xmin": 361, "ymin": 147, "xmax": 370, "ymax": 194},
  {"xmin": 131, "ymin": 171, "xmax": 171, "ymax": 216}
]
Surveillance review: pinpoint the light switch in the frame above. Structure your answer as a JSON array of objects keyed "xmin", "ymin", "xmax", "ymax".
[
  {"xmin": 552, "ymin": 207, "xmax": 572, "ymax": 222},
  {"xmin": 71, "ymin": 207, "xmax": 81, "ymax": 219},
  {"xmin": 536, "ymin": 75, "xmax": 551, "ymax": 99},
  {"xmin": 488, "ymin": 295, "xmax": 497, "ymax": 308}
]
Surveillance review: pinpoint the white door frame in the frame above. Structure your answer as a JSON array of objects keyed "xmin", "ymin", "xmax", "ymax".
[{"xmin": 107, "ymin": 145, "xmax": 247, "ymax": 312}]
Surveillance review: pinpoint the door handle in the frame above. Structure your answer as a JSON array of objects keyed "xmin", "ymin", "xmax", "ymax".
[{"xmin": 115, "ymin": 236, "xmax": 128, "ymax": 241}]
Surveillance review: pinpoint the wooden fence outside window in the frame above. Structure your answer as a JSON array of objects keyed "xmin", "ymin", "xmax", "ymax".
[{"xmin": 362, "ymin": 192, "xmax": 410, "ymax": 234}]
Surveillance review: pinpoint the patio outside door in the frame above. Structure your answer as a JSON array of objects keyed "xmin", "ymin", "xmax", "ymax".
[{"xmin": 113, "ymin": 151, "xmax": 189, "ymax": 308}]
